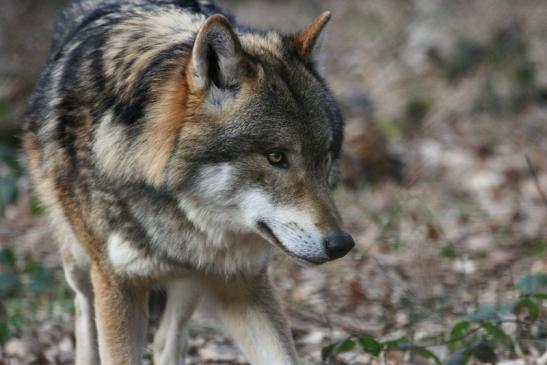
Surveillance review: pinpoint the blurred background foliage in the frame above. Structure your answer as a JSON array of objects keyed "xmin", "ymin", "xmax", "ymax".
[{"xmin": 0, "ymin": 0, "xmax": 546, "ymax": 364}]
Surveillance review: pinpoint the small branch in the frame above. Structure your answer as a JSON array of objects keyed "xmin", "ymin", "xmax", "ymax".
[
  {"xmin": 525, "ymin": 155, "xmax": 547, "ymax": 213},
  {"xmin": 415, "ymin": 327, "xmax": 481, "ymax": 348}
]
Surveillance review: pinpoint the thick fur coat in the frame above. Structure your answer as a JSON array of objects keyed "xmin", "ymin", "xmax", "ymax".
[{"xmin": 23, "ymin": 1, "xmax": 353, "ymax": 364}]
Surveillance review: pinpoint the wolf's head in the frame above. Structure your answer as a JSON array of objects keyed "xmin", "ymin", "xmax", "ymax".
[{"xmin": 172, "ymin": 12, "xmax": 354, "ymax": 265}]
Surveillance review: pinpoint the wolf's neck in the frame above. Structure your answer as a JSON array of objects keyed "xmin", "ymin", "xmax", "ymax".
[{"xmin": 92, "ymin": 9, "xmax": 206, "ymax": 187}]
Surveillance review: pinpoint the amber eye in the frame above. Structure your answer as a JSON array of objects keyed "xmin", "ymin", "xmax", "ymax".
[{"xmin": 266, "ymin": 151, "xmax": 288, "ymax": 168}]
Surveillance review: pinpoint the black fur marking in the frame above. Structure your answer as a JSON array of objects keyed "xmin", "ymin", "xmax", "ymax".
[
  {"xmin": 273, "ymin": 63, "xmax": 303, "ymax": 105},
  {"xmin": 113, "ymin": 41, "xmax": 193, "ymax": 126},
  {"xmin": 103, "ymin": 185, "xmax": 188, "ymax": 268},
  {"xmin": 56, "ymin": 113, "xmax": 79, "ymax": 172},
  {"xmin": 56, "ymin": 40, "xmax": 88, "ymax": 176},
  {"xmin": 326, "ymin": 93, "xmax": 344, "ymax": 159},
  {"xmin": 185, "ymin": 128, "xmax": 283, "ymax": 164},
  {"xmin": 206, "ymin": 44, "xmax": 224, "ymax": 89},
  {"xmin": 52, "ymin": 4, "xmax": 125, "ymax": 62}
]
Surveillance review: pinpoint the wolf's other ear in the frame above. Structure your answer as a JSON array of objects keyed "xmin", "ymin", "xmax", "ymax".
[
  {"xmin": 291, "ymin": 11, "xmax": 331, "ymax": 65},
  {"xmin": 190, "ymin": 14, "xmax": 243, "ymax": 93}
]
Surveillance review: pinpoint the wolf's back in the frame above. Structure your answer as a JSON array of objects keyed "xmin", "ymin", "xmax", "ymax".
[{"xmin": 48, "ymin": 0, "xmax": 208, "ymax": 61}]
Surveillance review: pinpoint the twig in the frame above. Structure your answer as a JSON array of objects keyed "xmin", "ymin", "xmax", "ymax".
[
  {"xmin": 525, "ymin": 155, "xmax": 547, "ymax": 213},
  {"xmin": 415, "ymin": 327, "xmax": 482, "ymax": 348}
]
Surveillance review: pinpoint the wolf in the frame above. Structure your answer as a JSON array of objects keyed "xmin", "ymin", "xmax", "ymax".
[{"xmin": 23, "ymin": 0, "xmax": 355, "ymax": 364}]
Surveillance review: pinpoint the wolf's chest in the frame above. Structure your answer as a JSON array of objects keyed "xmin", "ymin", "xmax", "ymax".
[{"xmin": 105, "ymin": 230, "xmax": 272, "ymax": 279}]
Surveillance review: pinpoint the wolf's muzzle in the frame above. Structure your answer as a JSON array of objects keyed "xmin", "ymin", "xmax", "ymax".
[{"xmin": 323, "ymin": 231, "xmax": 355, "ymax": 260}]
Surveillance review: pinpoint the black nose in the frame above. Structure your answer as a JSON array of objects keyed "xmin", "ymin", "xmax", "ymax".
[{"xmin": 324, "ymin": 231, "xmax": 355, "ymax": 260}]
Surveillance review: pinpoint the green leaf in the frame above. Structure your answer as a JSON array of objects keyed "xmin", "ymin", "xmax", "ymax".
[
  {"xmin": 357, "ymin": 334, "xmax": 382, "ymax": 357},
  {"xmin": 467, "ymin": 305, "xmax": 501, "ymax": 322},
  {"xmin": 29, "ymin": 196, "xmax": 45, "ymax": 217},
  {"xmin": 411, "ymin": 346, "xmax": 441, "ymax": 365},
  {"xmin": 531, "ymin": 293, "xmax": 547, "ymax": 300},
  {"xmin": 0, "ymin": 271, "xmax": 21, "ymax": 296},
  {"xmin": 383, "ymin": 336, "xmax": 412, "ymax": 350},
  {"xmin": 493, "ymin": 302, "xmax": 515, "ymax": 315},
  {"xmin": 333, "ymin": 338, "xmax": 356, "ymax": 354},
  {"xmin": 0, "ymin": 178, "xmax": 18, "ymax": 214},
  {"xmin": 26, "ymin": 263, "xmax": 52, "ymax": 295},
  {"xmin": 516, "ymin": 272, "xmax": 547, "ymax": 295},
  {"xmin": 478, "ymin": 321, "xmax": 512, "ymax": 346},
  {"xmin": 0, "ymin": 148, "xmax": 23, "ymax": 177},
  {"xmin": 447, "ymin": 348, "xmax": 471, "ymax": 365},
  {"xmin": 450, "ymin": 320, "xmax": 471, "ymax": 343},
  {"xmin": 440, "ymin": 246, "xmax": 458, "ymax": 259},
  {"xmin": 321, "ymin": 338, "xmax": 355, "ymax": 360},
  {"xmin": 514, "ymin": 297, "xmax": 539, "ymax": 321},
  {"xmin": 448, "ymin": 39, "xmax": 483, "ymax": 81},
  {"xmin": 0, "ymin": 248, "xmax": 16, "ymax": 267},
  {"xmin": 0, "ymin": 302, "xmax": 9, "ymax": 343},
  {"xmin": 0, "ymin": 317, "xmax": 10, "ymax": 344}
]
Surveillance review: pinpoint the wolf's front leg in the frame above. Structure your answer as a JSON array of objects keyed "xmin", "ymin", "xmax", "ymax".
[
  {"xmin": 210, "ymin": 272, "xmax": 301, "ymax": 365},
  {"xmin": 154, "ymin": 278, "xmax": 202, "ymax": 365},
  {"xmin": 61, "ymin": 249, "xmax": 99, "ymax": 365},
  {"xmin": 90, "ymin": 264, "xmax": 149, "ymax": 365}
]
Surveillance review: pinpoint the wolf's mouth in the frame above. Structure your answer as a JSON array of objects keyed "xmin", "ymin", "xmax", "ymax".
[{"xmin": 257, "ymin": 221, "xmax": 326, "ymax": 265}]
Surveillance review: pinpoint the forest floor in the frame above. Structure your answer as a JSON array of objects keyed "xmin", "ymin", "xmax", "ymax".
[{"xmin": 1, "ymin": 1, "xmax": 547, "ymax": 364}]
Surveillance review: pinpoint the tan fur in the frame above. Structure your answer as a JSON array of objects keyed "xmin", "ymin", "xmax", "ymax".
[
  {"xmin": 142, "ymin": 68, "xmax": 189, "ymax": 186},
  {"xmin": 91, "ymin": 264, "xmax": 149, "ymax": 365},
  {"xmin": 205, "ymin": 273, "xmax": 299, "ymax": 364},
  {"xmin": 22, "ymin": 133, "xmax": 40, "ymax": 177}
]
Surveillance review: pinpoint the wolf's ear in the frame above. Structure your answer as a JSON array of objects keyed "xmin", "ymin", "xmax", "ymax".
[
  {"xmin": 291, "ymin": 11, "xmax": 331, "ymax": 64},
  {"xmin": 190, "ymin": 14, "xmax": 243, "ymax": 94}
]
